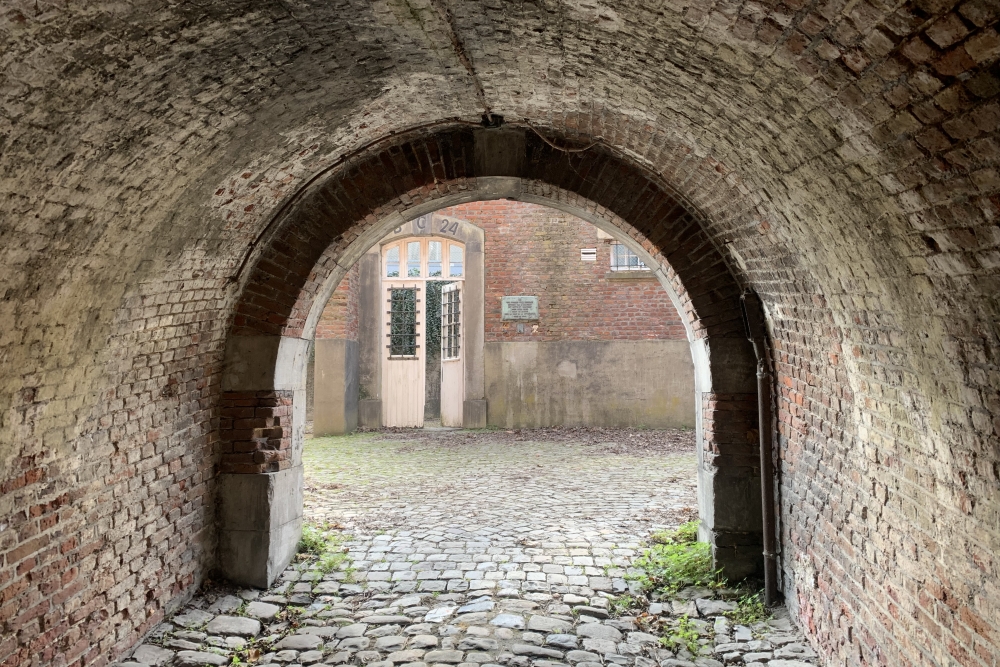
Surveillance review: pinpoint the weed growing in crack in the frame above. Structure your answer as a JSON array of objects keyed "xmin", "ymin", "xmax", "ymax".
[
  {"xmin": 631, "ymin": 521, "xmax": 724, "ymax": 597},
  {"xmin": 297, "ymin": 522, "xmax": 352, "ymax": 575},
  {"xmin": 609, "ymin": 594, "xmax": 640, "ymax": 617},
  {"xmin": 650, "ymin": 520, "xmax": 698, "ymax": 545},
  {"xmin": 659, "ymin": 614, "xmax": 701, "ymax": 655},
  {"xmin": 727, "ymin": 592, "xmax": 772, "ymax": 626}
]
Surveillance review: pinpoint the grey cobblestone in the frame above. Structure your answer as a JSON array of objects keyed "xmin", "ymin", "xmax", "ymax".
[{"xmin": 123, "ymin": 429, "xmax": 816, "ymax": 667}]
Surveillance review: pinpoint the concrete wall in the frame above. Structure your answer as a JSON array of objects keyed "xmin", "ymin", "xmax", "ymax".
[
  {"xmin": 311, "ymin": 263, "xmax": 361, "ymax": 435},
  {"xmin": 313, "ymin": 339, "xmax": 358, "ymax": 436},
  {"xmin": 485, "ymin": 340, "xmax": 695, "ymax": 429}
]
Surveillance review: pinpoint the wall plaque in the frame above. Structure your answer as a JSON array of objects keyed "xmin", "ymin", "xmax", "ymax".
[{"xmin": 501, "ymin": 296, "xmax": 539, "ymax": 320}]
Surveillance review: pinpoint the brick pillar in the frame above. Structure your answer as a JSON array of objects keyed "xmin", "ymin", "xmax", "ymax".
[
  {"xmin": 217, "ymin": 336, "xmax": 307, "ymax": 588},
  {"xmin": 219, "ymin": 391, "xmax": 295, "ymax": 473},
  {"xmin": 693, "ymin": 337, "xmax": 764, "ymax": 580}
]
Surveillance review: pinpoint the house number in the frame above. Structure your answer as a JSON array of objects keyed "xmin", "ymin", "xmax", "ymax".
[{"xmin": 395, "ymin": 217, "xmax": 460, "ymax": 235}]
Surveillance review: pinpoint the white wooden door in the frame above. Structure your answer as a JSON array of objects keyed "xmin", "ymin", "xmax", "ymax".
[
  {"xmin": 382, "ymin": 284, "xmax": 425, "ymax": 427},
  {"xmin": 440, "ymin": 282, "xmax": 464, "ymax": 427}
]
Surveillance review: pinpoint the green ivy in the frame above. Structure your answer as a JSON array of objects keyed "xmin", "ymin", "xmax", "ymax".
[{"xmin": 424, "ymin": 281, "xmax": 453, "ymax": 356}]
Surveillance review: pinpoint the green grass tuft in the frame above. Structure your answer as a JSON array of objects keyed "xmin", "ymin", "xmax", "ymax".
[
  {"xmin": 297, "ymin": 523, "xmax": 351, "ymax": 575},
  {"xmin": 658, "ymin": 614, "xmax": 701, "ymax": 655},
  {"xmin": 632, "ymin": 521, "xmax": 724, "ymax": 596},
  {"xmin": 727, "ymin": 592, "xmax": 772, "ymax": 626},
  {"xmin": 650, "ymin": 520, "xmax": 699, "ymax": 545},
  {"xmin": 609, "ymin": 594, "xmax": 637, "ymax": 617}
]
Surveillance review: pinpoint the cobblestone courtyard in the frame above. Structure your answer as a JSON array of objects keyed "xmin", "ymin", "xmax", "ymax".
[
  {"xmin": 119, "ymin": 429, "xmax": 817, "ymax": 667},
  {"xmin": 303, "ymin": 428, "xmax": 700, "ymax": 550}
]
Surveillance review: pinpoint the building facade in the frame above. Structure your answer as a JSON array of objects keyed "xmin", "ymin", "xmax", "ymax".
[{"xmin": 311, "ymin": 201, "xmax": 695, "ymax": 433}]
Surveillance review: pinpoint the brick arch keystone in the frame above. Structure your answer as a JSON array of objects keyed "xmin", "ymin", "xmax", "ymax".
[{"xmin": 219, "ymin": 126, "xmax": 764, "ymax": 588}]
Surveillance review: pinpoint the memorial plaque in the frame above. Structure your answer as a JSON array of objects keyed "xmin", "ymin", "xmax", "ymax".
[{"xmin": 501, "ymin": 296, "xmax": 539, "ymax": 320}]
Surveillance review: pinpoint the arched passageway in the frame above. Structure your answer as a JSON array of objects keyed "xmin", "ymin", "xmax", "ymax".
[
  {"xmin": 220, "ymin": 126, "xmax": 763, "ymax": 590},
  {"xmin": 3, "ymin": 3, "xmax": 999, "ymax": 665}
]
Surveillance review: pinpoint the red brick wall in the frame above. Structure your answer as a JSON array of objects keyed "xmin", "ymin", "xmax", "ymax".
[
  {"xmin": 446, "ymin": 201, "xmax": 685, "ymax": 343},
  {"xmin": 315, "ymin": 263, "xmax": 360, "ymax": 341},
  {"xmin": 218, "ymin": 391, "xmax": 294, "ymax": 474},
  {"xmin": 315, "ymin": 202, "xmax": 686, "ymax": 345},
  {"xmin": 0, "ymin": 268, "xmax": 222, "ymax": 667}
]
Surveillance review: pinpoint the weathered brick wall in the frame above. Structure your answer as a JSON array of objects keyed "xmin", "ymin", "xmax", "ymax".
[
  {"xmin": 1, "ymin": 1, "xmax": 999, "ymax": 665},
  {"xmin": 0, "ymin": 266, "xmax": 224, "ymax": 666},
  {"xmin": 218, "ymin": 391, "xmax": 294, "ymax": 474},
  {"xmin": 436, "ymin": 201, "xmax": 688, "ymax": 343},
  {"xmin": 314, "ymin": 202, "xmax": 687, "ymax": 344},
  {"xmin": 315, "ymin": 263, "xmax": 360, "ymax": 342}
]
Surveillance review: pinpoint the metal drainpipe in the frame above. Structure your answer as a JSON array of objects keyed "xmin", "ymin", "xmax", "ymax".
[{"xmin": 741, "ymin": 292, "xmax": 779, "ymax": 607}]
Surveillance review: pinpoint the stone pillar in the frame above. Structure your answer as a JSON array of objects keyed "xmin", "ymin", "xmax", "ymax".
[
  {"xmin": 357, "ymin": 249, "xmax": 383, "ymax": 428},
  {"xmin": 218, "ymin": 336, "xmax": 308, "ymax": 588},
  {"xmin": 314, "ymin": 340, "xmax": 359, "ymax": 435},
  {"xmin": 460, "ymin": 223, "xmax": 487, "ymax": 428},
  {"xmin": 694, "ymin": 337, "xmax": 764, "ymax": 580}
]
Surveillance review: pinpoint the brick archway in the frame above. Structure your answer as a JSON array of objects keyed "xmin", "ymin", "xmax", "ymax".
[{"xmin": 219, "ymin": 125, "xmax": 763, "ymax": 588}]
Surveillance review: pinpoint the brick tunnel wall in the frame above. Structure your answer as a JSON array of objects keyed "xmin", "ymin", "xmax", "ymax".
[{"xmin": 2, "ymin": 1, "xmax": 999, "ymax": 665}]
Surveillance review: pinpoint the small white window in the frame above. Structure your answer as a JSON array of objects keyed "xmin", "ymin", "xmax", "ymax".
[
  {"xmin": 580, "ymin": 248, "xmax": 597, "ymax": 261},
  {"xmin": 441, "ymin": 283, "xmax": 461, "ymax": 359},
  {"xmin": 386, "ymin": 245, "xmax": 400, "ymax": 278},
  {"xmin": 449, "ymin": 245, "xmax": 464, "ymax": 277},
  {"xmin": 406, "ymin": 241, "xmax": 421, "ymax": 277},
  {"xmin": 610, "ymin": 243, "xmax": 648, "ymax": 271}
]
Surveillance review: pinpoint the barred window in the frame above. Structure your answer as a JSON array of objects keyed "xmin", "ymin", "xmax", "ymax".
[
  {"xmin": 610, "ymin": 243, "xmax": 648, "ymax": 271},
  {"xmin": 387, "ymin": 287, "xmax": 419, "ymax": 356}
]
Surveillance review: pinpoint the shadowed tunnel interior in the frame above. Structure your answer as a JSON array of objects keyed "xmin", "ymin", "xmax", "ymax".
[{"xmin": 1, "ymin": 1, "xmax": 999, "ymax": 665}]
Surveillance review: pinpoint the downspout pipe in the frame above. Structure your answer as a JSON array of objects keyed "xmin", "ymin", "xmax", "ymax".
[{"xmin": 741, "ymin": 291, "xmax": 779, "ymax": 607}]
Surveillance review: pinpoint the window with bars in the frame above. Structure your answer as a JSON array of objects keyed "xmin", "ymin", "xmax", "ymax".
[
  {"xmin": 610, "ymin": 243, "xmax": 648, "ymax": 271},
  {"xmin": 387, "ymin": 287, "xmax": 419, "ymax": 356},
  {"xmin": 442, "ymin": 284, "xmax": 461, "ymax": 359}
]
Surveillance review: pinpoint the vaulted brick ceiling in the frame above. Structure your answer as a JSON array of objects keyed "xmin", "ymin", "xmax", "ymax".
[{"xmin": 1, "ymin": 1, "xmax": 998, "ymax": 665}]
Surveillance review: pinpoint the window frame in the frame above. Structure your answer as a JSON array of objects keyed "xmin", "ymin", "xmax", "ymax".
[
  {"xmin": 441, "ymin": 283, "xmax": 461, "ymax": 360},
  {"xmin": 609, "ymin": 242, "xmax": 649, "ymax": 272},
  {"xmin": 382, "ymin": 237, "xmax": 466, "ymax": 281}
]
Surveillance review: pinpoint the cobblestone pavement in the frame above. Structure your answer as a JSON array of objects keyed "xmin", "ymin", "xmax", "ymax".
[
  {"xmin": 118, "ymin": 428, "xmax": 819, "ymax": 667},
  {"xmin": 303, "ymin": 428, "xmax": 700, "ymax": 540}
]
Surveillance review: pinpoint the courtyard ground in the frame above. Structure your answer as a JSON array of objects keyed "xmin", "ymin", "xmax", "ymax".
[
  {"xmin": 303, "ymin": 427, "xmax": 700, "ymax": 548},
  {"xmin": 119, "ymin": 428, "xmax": 818, "ymax": 667}
]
